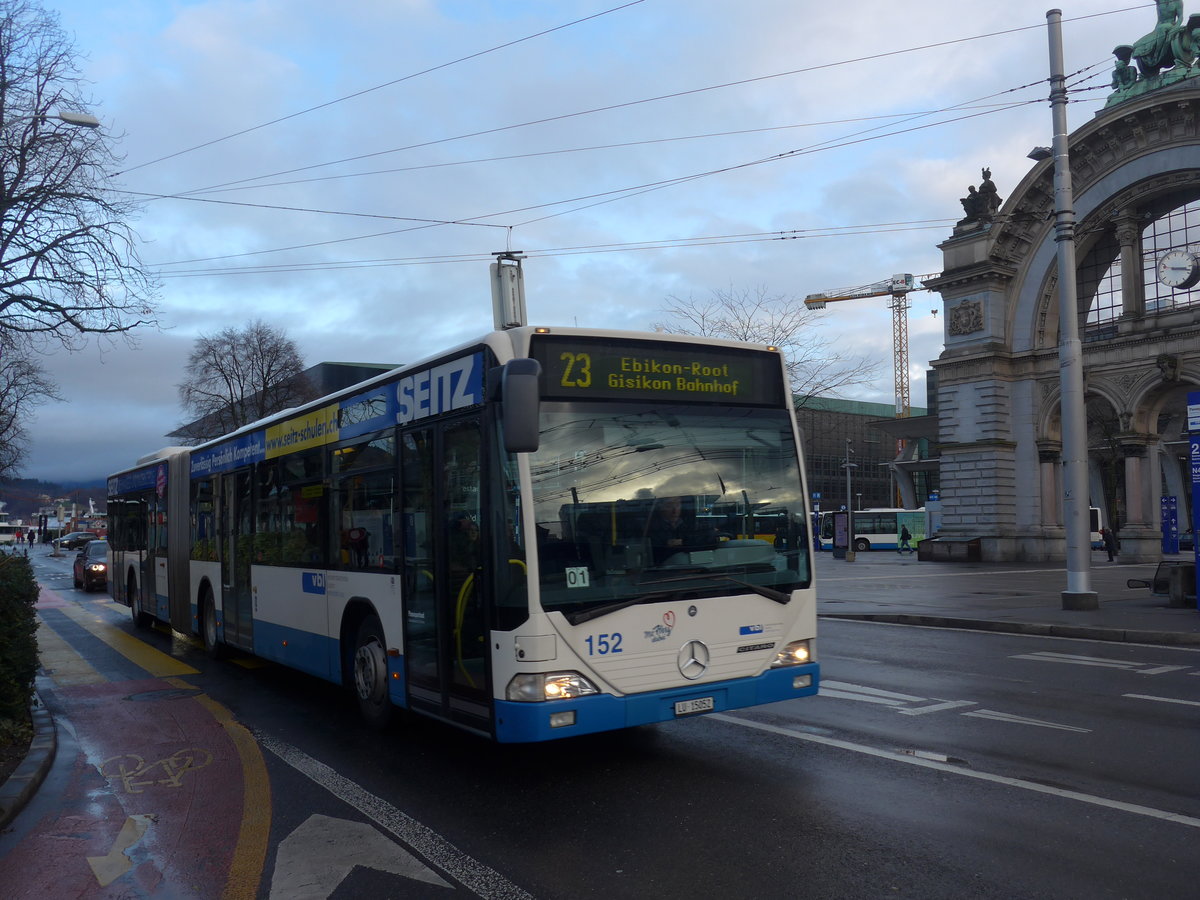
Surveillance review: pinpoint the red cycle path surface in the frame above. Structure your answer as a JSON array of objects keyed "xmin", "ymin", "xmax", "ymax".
[{"xmin": 0, "ymin": 599, "xmax": 254, "ymax": 896}]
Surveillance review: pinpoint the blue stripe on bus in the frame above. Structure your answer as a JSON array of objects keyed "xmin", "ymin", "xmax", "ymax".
[
  {"xmin": 493, "ymin": 663, "xmax": 820, "ymax": 743},
  {"xmin": 247, "ymin": 619, "xmax": 408, "ymax": 700},
  {"xmin": 252, "ymin": 620, "xmax": 340, "ymax": 682}
]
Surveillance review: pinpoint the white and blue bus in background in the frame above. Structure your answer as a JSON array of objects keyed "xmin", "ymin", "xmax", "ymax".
[
  {"xmin": 108, "ymin": 327, "xmax": 819, "ymax": 743},
  {"xmin": 818, "ymin": 507, "xmax": 928, "ymax": 552}
]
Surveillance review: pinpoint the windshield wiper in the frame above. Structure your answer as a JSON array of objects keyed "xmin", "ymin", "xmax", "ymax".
[
  {"xmin": 565, "ymin": 591, "xmax": 687, "ymax": 626},
  {"xmin": 637, "ymin": 572, "xmax": 791, "ymax": 604},
  {"xmin": 709, "ymin": 575, "xmax": 791, "ymax": 604}
]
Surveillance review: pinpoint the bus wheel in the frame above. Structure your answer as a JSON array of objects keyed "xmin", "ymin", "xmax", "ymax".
[
  {"xmin": 853, "ymin": 538, "xmax": 871, "ymax": 553},
  {"xmin": 201, "ymin": 591, "xmax": 225, "ymax": 659},
  {"xmin": 353, "ymin": 615, "xmax": 393, "ymax": 730},
  {"xmin": 130, "ymin": 575, "xmax": 152, "ymax": 630}
]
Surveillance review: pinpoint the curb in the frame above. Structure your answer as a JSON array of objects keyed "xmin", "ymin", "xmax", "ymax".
[
  {"xmin": 0, "ymin": 693, "xmax": 56, "ymax": 830},
  {"xmin": 819, "ymin": 613, "xmax": 1200, "ymax": 646}
]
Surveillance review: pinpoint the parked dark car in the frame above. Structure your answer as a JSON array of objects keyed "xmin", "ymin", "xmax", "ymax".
[
  {"xmin": 56, "ymin": 531, "xmax": 98, "ymax": 550},
  {"xmin": 73, "ymin": 540, "xmax": 109, "ymax": 591}
]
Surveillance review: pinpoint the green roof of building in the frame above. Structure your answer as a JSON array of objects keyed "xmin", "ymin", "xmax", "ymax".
[{"xmin": 795, "ymin": 395, "xmax": 927, "ymax": 417}]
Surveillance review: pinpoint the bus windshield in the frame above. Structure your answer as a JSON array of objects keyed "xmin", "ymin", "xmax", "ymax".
[{"xmin": 528, "ymin": 402, "xmax": 810, "ymax": 624}]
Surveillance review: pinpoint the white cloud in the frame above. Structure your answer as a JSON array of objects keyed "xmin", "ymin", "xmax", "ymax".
[{"xmin": 14, "ymin": 0, "xmax": 1151, "ymax": 481}]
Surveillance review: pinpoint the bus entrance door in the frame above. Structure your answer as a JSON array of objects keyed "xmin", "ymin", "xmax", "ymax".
[
  {"xmin": 220, "ymin": 471, "xmax": 254, "ymax": 651},
  {"xmin": 401, "ymin": 419, "xmax": 491, "ymax": 734}
]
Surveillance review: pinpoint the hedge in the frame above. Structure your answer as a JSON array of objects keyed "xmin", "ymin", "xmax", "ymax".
[{"xmin": 0, "ymin": 554, "xmax": 39, "ymax": 722}]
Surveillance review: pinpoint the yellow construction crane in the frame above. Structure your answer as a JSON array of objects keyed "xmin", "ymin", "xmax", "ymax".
[{"xmin": 803, "ymin": 273, "xmax": 924, "ymax": 420}]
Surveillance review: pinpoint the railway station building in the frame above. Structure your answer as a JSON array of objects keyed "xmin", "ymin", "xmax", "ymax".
[{"xmin": 924, "ymin": 47, "xmax": 1200, "ymax": 563}]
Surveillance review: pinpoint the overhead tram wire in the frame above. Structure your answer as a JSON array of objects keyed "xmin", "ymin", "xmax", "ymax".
[
  {"xmin": 142, "ymin": 50, "xmax": 1115, "ymax": 271},
  {"xmin": 508, "ymin": 60, "xmax": 1103, "ymax": 228},
  {"xmin": 154, "ymin": 219, "xmax": 959, "ymax": 279},
  {"xmin": 170, "ymin": 4, "xmax": 1148, "ymax": 199},
  {"xmin": 146, "ymin": 82, "xmax": 1049, "ymax": 272},
  {"xmin": 113, "ymin": 0, "xmax": 648, "ymax": 177},
  {"xmin": 170, "ymin": 102, "xmax": 1046, "ymax": 199}
]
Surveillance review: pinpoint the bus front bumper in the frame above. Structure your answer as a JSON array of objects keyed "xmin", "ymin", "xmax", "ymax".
[{"xmin": 493, "ymin": 662, "xmax": 819, "ymax": 743}]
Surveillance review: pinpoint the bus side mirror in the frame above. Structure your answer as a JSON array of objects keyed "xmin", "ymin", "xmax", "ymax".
[{"xmin": 501, "ymin": 358, "xmax": 541, "ymax": 453}]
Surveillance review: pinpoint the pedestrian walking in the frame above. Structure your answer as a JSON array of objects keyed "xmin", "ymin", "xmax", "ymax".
[
  {"xmin": 898, "ymin": 524, "xmax": 914, "ymax": 554},
  {"xmin": 1102, "ymin": 527, "xmax": 1118, "ymax": 562}
]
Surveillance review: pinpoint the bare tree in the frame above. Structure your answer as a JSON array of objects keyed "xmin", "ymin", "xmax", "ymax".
[
  {"xmin": 654, "ymin": 285, "xmax": 882, "ymax": 404},
  {"xmin": 174, "ymin": 320, "xmax": 312, "ymax": 444},
  {"xmin": 0, "ymin": 0, "xmax": 157, "ymax": 347},
  {"xmin": 0, "ymin": 332, "xmax": 60, "ymax": 478}
]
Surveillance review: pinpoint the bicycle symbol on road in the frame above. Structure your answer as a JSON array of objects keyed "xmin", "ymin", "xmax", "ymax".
[{"xmin": 99, "ymin": 748, "xmax": 213, "ymax": 793}]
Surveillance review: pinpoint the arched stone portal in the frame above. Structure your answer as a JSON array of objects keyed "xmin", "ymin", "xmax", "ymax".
[{"xmin": 926, "ymin": 83, "xmax": 1200, "ymax": 563}]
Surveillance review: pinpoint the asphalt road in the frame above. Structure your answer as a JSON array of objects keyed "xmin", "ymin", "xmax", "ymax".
[{"xmin": 2, "ymin": 551, "xmax": 1197, "ymax": 898}]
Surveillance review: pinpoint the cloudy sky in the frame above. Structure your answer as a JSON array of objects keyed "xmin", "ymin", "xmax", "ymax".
[{"xmin": 19, "ymin": 0, "xmax": 1155, "ymax": 485}]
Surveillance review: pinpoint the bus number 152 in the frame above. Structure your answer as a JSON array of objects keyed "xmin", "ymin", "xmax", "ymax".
[{"xmin": 585, "ymin": 633, "xmax": 623, "ymax": 655}]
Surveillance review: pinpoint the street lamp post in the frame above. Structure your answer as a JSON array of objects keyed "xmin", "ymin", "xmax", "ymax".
[
  {"xmin": 1045, "ymin": 10, "xmax": 1097, "ymax": 610},
  {"xmin": 45, "ymin": 110, "xmax": 100, "ymax": 128}
]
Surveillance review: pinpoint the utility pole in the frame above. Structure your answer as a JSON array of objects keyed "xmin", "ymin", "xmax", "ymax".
[{"xmin": 1046, "ymin": 10, "xmax": 1097, "ymax": 609}]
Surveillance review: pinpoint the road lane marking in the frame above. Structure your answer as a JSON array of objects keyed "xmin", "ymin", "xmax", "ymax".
[
  {"xmin": 821, "ymin": 680, "xmax": 1088, "ymax": 731},
  {"xmin": 1123, "ymin": 693, "xmax": 1200, "ymax": 708},
  {"xmin": 256, "ymin": 731, "xmax": 534, "ymax": 899},
  {"xmin": 961, "ymin": 710, "xmax": 1091, "ymax": 732},
  {"xmin": 269, "ymin": 814, "xmax": 450, "ymax": 897},
  {"xmin": 57, "ymin": 603, "xmax": 198, "ymax": 677},
  {"xmin": 712, "ymin": 713, "xmax": 1200, "ymax": 829},
  {"xmin": 179, "ymin": 680, "xmax": 272, "ymax": 900},
  {"xmin": 87, "ymin": 814, "xmax": 155, "ymax": 887},
  {"xmin": 35, "ymin": 619, "xmax": 105, "ymax": 686},
  {"xmin": 896, "ymin": 700, "xmax": 976, "ymax": 716},
  {"xmin": 819, "ymin": 680, "xmax": 925, "ymax": 705},
  {"xmin": 1012, "ymin": 652, "xmax": 1191, "ymax": 675},
  {"xmin": 99, "ymin": 749, "xmax": 214, "ymax": 793}
]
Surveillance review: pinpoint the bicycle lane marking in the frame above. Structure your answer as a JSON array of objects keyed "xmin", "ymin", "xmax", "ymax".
[{"xmin": 0, "ymin": 586, "xmax": 270, "ymax": 898}]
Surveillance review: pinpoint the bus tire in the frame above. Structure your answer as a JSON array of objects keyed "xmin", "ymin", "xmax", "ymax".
[
  {"xmin": 130, "ymin": 574, "xmax": 153, "ymax": 629},
  {"xmin": 853, "ymin": 538, "xmax": 871, "ymax": 553},
  {"xmin": 201, "ymin": 591, "xmax": 225, "ymax": 659},
  {"xmin": 352, "ymin": 614, "xmax": 393, "ymax": 730}
]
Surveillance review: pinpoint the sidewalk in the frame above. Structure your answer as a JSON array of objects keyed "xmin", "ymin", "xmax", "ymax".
[{"xmin": 816, "ymin": 551, "xmax": 1200, "ymax": 646}]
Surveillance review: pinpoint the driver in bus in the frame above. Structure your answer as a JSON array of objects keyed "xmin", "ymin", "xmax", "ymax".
[{"xmin": 646, "ymin": 496, "xmax": 718, "ymax": 564}]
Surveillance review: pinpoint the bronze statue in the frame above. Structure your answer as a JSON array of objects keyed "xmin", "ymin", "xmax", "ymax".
[
  {"xmin": 1111, "ymin": 45, "xmax": 1138, "ymax": 91},
  {"xmin": 1132, "ymin": 0, "xmax": 1183, "ymax": 77},
  {"xmin": 1106, "ymin": 2, "xmax": 1200, "ymax": 107}
]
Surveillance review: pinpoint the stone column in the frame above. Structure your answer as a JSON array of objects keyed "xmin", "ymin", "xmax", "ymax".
[
  {"xmin": 1115, "ymin": 436, "xmax": 1160, "ymax": 562},
  {"xmin": 1115, "ymin": 215, "xmax": 1145, "ymax": 319},
  {"xmin": 1037, "ymin": 440, "xmax": 1062, "ymax": 526}
]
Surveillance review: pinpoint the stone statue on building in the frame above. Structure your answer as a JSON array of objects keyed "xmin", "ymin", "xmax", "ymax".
[
  {"xmin": 1106, "ymin": 2, "xmax": 1200, "ymax": 107},
  {"xmin": 957, "ymin": 168, "xmax": 1002, "ymax": 229},
  {"xmin": 977, "ymin": 168, "xmax": 1002, "ymax": 217}
]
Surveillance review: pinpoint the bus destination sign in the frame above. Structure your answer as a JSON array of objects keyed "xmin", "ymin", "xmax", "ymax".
[{"xmin": 530, "ymin": 335, "xmax": 784, "ymax": 406}]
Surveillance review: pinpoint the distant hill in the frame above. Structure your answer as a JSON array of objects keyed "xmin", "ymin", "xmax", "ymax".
[{"xmin": 0, "ymin": 477, "xmax": 106, "ymax": 522}]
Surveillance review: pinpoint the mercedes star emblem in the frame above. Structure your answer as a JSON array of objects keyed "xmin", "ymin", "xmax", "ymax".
[{"xmin": 677, "ymin": 640, "xmax": 710, "ymax": 680}]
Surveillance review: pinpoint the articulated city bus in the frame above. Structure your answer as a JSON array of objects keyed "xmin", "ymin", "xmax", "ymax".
[
  {"xmin": 817, "ymin": 507, "xmax": 928, "ymax": 552},
  {"xmin": 108, "ymin": 327, "xmax": 819, "ymax": 742}
]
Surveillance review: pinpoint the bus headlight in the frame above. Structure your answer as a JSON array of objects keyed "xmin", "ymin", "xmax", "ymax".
[
  {"xmin": 771, "ymin": 640, "xmax": 813, "ymax": 667},
  {"xmin": 506, "ymin": 671, "xmax": 600, "ymax": 702}
]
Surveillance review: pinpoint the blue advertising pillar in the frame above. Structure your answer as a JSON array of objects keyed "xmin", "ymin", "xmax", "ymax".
[{"xmin": 1189, "ymin": 391, "xmax": 1200, "ymax": 609}]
